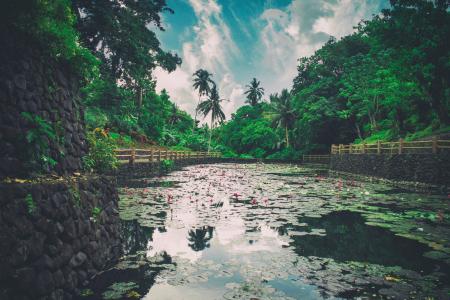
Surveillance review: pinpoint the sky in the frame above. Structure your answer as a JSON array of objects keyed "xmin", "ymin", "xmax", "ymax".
[{"xmin": 154, "ymin": 0, "xmax": 389, "ymax": 121}]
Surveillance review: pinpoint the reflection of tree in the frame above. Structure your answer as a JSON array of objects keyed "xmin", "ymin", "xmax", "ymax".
[
  {"xmin": 120, "ymin": 220, "xmax": 154, "ymax": 255},
  {"xmin": 291, "ymin": 211, "xmax": 437, "ymax": 273},
  {"xmin": 187, "ymin": 226, "xmax": 214, "ymax": 251}
]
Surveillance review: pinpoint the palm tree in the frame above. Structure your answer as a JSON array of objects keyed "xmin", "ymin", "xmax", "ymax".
[
  {"xmin": 244, "ymin": 78, "xmax": 264, "ymax": 106},
  {"xmin": 197, "ymin": 85, "xmax": 226, "ymax": 153},
  {"xmin": 168, "ymin": 103, "xmax": 181, "ymax": 128},
  {"xmin": 192, "ymin": 69, "xmax": 214, "ymax": 129},
  {"xmin": 271, "ymin": 89, "xmax": 296, "ymax": 147},
  {"xmin": 187, "ymin": 226, "xmax": 214, "ymax": 251}
]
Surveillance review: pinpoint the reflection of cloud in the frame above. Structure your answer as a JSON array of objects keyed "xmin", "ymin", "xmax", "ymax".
[
  {"xmin": 147, "ymin": 227, "xmax": 202, "ymax": 262},
  {"xmin": 215, "ymin": 215, "xmax": 246, "ymax": 245}
]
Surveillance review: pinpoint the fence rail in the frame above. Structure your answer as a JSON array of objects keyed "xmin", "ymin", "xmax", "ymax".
[
  {"xmin": 331, "ymin": 136, "xmax": 450, "ymax": 155},
  {"xmin": 114, "ymin": 148, "xmax": 221, "ymax": 164}
]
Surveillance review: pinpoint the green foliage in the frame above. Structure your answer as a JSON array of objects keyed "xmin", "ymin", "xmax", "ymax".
[
  {"xmin": 79, "ymin": 289, "xmax": 94, "ymax": 297},
  {"xmin": 21, "ymin": 112, "xmax": 60, "ymax": 172},
  {"xmin": 83, "ymin": 131, "xmax": 118, "ymax": 173},
  {"xmin": 69, "ymin": 185, "xmax": 81, "ymax": 207},
  {"xmin": 244, "ymin": 78, "xmax": 265, "ymax": 106},
  {"xmin": 24, "ymin": 194, "xmax": 36, "ymax": 214},
  {"xmin": 216, "ymin": 104, "xmax": 279, "ymax": 158},
  {"xmin": 92, "ymin": 207, "xmax": 101, "ymax": 221},
  {"xmin": 4, "ymin": 0, "xmax": 99, "ymax": 79},
  {"xmin": 160, "ymin": 159, "xmax": 174, "ymax": 173},
  {"xmin": 222, "ymin": 1, "xmax": 449, "ymax": 157},
  {"xmin": 266, "ymin": 148, "xmax": 300, "ymax": 160}
]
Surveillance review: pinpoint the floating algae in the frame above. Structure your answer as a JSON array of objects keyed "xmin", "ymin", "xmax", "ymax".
[{"xmin": 77, "ymin": 163, "xmax": 450, "ymax": 300}]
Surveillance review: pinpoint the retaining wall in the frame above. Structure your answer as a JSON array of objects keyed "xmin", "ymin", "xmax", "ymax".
[
  {"xmin": 330, "ymin": 153, "xmax": 450, "ymax": 187},
  {"xmin": 0, "ymin": 37, "xmax": 87, "ymax": 179},
  {"xmin": 0, "ymin": 176, "xmax": 122, "ymax": 300}
]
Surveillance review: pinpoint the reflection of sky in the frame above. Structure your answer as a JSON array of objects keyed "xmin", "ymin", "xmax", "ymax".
[
  {"xmin": 146, "ymin": 202, "xmax": 287, "ymax": 262},
  {"xmin": 147, "ymin": 227, "xmax": 203, "ymax": 262}
]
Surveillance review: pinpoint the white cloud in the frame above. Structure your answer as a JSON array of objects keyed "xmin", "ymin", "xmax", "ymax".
[
  {"xmin": 255, "ymin": 0, "xmax": 384, "ymax": 96},
  {"xmin": 155, "ymin": 0, "xmax": 386, "ymax": 120},
  {"xmin": 154, "ymin": 0, "xmax": 242, "ymax": 122}
]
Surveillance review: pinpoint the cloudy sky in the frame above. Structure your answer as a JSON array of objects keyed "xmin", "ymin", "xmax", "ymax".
[{"xmin": 154, "ymin": 0, "xmax": 389, "ymax": 120}]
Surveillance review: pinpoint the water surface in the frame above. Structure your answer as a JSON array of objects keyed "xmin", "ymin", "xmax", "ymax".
[{"xmin": 79, "ymin": 163, "xmax": 450, "ymax": 300}]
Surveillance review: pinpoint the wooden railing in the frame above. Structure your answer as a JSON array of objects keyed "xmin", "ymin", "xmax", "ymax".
[
  {"xmin": 114, "ymin": 148, "xmax": 221, "ymax": 164},
  {"xmin": 331, "ymin": 136, "xmax": 450, "ymax": 155}
]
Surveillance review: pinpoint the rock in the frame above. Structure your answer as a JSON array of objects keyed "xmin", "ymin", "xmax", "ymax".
[
  {"xmin": 15, "ymin": 267, "xmax": 36, "ymax": 289},
  {"xmin": 36, "ymin": 269, "xmax": 55, "ymax": 296},
  {"xmin": 62, "ymin": 219, "xmax": 76, "ymax": 240},
  {"xmin": 53, "ymin": 270, "xmax": 65, "ymax": 287},
  {"xmin": 34, "ymin": 254, "xmax": 55, "ymax": 270},
  {"xmin": 70, "ymin": 251, "xmax": 87, "ymax": 268},
  {"xmin": 49, "ymin": 289, "xmax": 64, "ymax": 300},
  {"xmin": 65, "ymin": 270, "xmax": 78, "ymax": 290},
  {"xmin": 14, "ymin": 75, "xmax": 26, "ymax": 90}
]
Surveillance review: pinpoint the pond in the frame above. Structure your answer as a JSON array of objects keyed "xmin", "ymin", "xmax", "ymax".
[{"xmin": 78, "ymin": 163, "xmax": 450, "ymax": 300}]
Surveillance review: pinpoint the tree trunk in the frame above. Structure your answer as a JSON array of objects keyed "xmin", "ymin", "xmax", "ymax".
[
  {"xmin": 193, "ymin": 95, "xmax": 201, "ymax": 130},
  {"xmin": 208, "ymin": 114, "xmax": 213, "ymax": 154},
  {"xmin": 285, "ymin": 126, "xmax": 289, "ymax": 148},
  {"xmin": 355, "ymin": 123, "xmax": 362, "ymax": 140},
  {"xmin": 137, "ymin": 86, "xmax": 143, "ymax": 119}
]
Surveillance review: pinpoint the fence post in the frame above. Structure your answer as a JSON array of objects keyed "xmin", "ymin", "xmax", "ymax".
[
  {"xmin": 339, "ymin": 144, "xmax": 342, "ymax": 154},
  {"xmin": 130, "ymin": 148, "xmax": 135, "ymax": 164},
  {"xmin": 377, "ymin": 141, "xmax": 381, "ymax": 154},
  {"xmin": 432, "ymin": 135, "xmax": 438, "ymax": 154},
  {"xmin": 149, "ymin": 149, "xmax": 153, "ymax": 162},
  {"xmin": 362, "ymin": 143, "xmax": 366, "ymax": 154},
  {"xmin": 158, "ymin": 150, "xmax": 161, "ymax": 162},
  {"xmin": 399, "ymin": 138, "xmax": 404, "ymax": 154}
]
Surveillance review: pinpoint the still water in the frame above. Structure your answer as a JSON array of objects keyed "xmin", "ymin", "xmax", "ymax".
[{"xmin": 79, "ymin": 163, "xmax": 450, "ymax": 300}]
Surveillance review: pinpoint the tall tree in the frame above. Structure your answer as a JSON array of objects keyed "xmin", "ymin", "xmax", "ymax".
[
  {"xmin": 271, "ymin": 89, "xmax": 296, "ymax": 147},
  {"xmin": 362, "ymin": 0, "xmax": 450, "ymax": 125},
  {"xmin": 197, "ymin": 85, "xmax": 226, "ymax": 153},
  {"xmin": 168, "ymin": 103, "xmax": 181, "ymax": 128},
  {"xmin": 72, "ymin": 0, "xmax": 181, "ymax": 114},
  {"xmin": 244, "ymin": 78, "xmax": 265, "ymax": 106},
  {"xmin": 192, "ymin": 69, "xmax": 215, "ymax": 129}
]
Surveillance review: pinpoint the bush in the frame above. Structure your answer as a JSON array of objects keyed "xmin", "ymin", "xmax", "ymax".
[
  {"xmin": 83, "ymin": 130, "xmax": 118, "ymax": 173},
  {"xmin": 160, "ymin": 159, "xmax": 174, "ymax": 173},
  {"xmin": 266, "ymin": 147, "xmax": 299, "ymax": 160},
  {"xmin": 249, "ymin": 148, "xmax": 266, "ymax": 158}
]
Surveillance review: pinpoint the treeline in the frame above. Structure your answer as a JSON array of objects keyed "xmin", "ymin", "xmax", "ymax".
[
  {"xmin": 4, "ymin": 0, "xmax": 215, "ymax": 156},
  {"xmin": 216, "ymin": 0, "xmax": 450, "ymax": 158}
]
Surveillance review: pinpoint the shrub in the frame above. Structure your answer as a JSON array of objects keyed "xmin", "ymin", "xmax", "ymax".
[
  {"xmin": 266, "ymin": 147, "xmax": 299, "ymax": 160},
  {"xmin": 21, "ymin": 112, "xmax": 60, "ymax": 172},
  {"xmin": 83, "ymin": 130, "xmax": 118, "ymax": 173},
  {"xmin": 24, "ymin": 194, "xmax": 36, "ymax": 214},
  {"xmin": 160, "ymin": 159, "xmax": 174, "ymax": 173}
]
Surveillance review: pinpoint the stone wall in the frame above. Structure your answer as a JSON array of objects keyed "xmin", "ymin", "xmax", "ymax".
[
  {"xmin": 330, "ymin": 153, "xmax": 450, "ymax": 187},
  {"xmin": 0, "ymin": 39, "xmax": 87, "ymax": 178},
  {"xmin": 0, "ymin": 176, "xmax": 122, "ymax": 300}
]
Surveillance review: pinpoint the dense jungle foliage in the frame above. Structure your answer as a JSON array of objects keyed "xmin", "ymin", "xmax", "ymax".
[
  {"xmin": 3, "ymin": 0, "xmax": 449, "ymax": 165},
  {"xmin": 216, "ymin": 0, "xmax": 450, "ymax": 158}
]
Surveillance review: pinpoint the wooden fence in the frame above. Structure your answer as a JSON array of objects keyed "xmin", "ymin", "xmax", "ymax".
[
  {"xmin": 331, "ymin": 136, "xmax": 450, "ymax": 155},
  {"xmin": 114, "ymin": 148, "xmax": 221, "ymax": 164}
]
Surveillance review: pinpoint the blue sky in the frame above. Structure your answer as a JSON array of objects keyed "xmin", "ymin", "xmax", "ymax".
[{"xmin": 154, "ymin": 0, "xmax": 389, "ymax": 119}]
